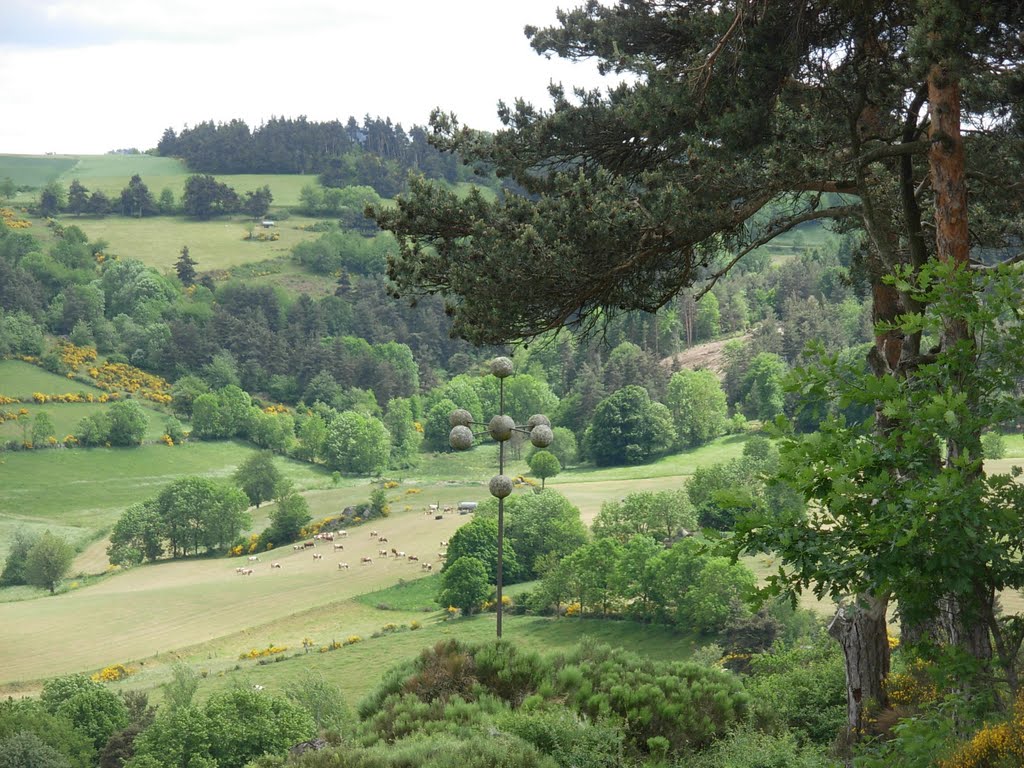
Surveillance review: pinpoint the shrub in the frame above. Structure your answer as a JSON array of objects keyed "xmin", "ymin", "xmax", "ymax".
[
  {"xmin": 551, "ymin": 642, "xmax": 749, "ymax": 755},
  {"xmin": 745, "ymin": 634, "xmax": 847, "ymax": 744}
]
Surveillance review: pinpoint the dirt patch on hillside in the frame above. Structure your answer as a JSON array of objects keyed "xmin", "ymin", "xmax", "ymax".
[{"xmin": 660, "ymin": 334, "xmax": 750, "ymax": 379}]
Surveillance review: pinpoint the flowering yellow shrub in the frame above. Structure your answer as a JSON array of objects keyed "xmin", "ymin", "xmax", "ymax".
[
  {"xmin": 239, "ymin": 644, "xmax": 288, "ymax": 660},
  {"xmin": 91, "ymin": 663, "xmax": 134, "ymax": 683},
  {"xmin": 483, "ymin": 595, "xmax": 513, "ymax": 611},
  {"xmin": 344, "ymin": 635, "xmax": 362, "ymax": 646},
  {"xmin": 0, "ymin": 207, "xmax": 31, "ymax": 229},
  {"xmin": 939, "ymin": 695, "xmax": 1024, "ymax": 768},
  {"xmin": 410, "ymin": 620, "xmax": 422, "ymax": 630},
  {"xmin": 319, "ymin": 640, "xmax": 343, "ymax": 653},
  {"xmin": 383, "ymin": 480, "xmax": 399, "ymax": 489},
  {"xmin": 91, "ymin": 361, "xmax": 170, "ymax": 403},
  {"xmin": 413, "ymin": 421, "xmax": 424, "ymax": 433},
  {"xmin": 404, "ymin": 487, "xmax": 421, "ymax": 495},
  {"xmin": 263, "ymin": 403, "xmax": 289, "ymax": 414},
  {"xmin": 59, "ymin": 342, "xmax": 97, "ymax": 372},
  {"xmin": 0, "ymin": 395, "xmax": 18, "ymax": 405},
  {"xmin": 885, "ymin": 660, "xmax": 938, "ymax": 707},
  {"xmin": 161, "ymin": 434, "xmax": 174, "ymax": 446},
  {"xmin": 565, "ymin": 602, "xmax": 582, "ymax": 616}
]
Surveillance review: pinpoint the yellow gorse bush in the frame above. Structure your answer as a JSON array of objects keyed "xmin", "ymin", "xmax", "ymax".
[
  {"xmin": 239, "ymin": 644, "xmax": 287, "ymax": 660},
  {"xmin": 91, "ymin": 663, "xmax": 134, "ymax": 683},
  {"xmin": 0, "ymin": 207, "xmax": 31, "ymax": 229},
  {"xmin": 939, "ymin": 694, "xmax": 1024, "ymax": 768},
  {"xmin": 59, "ymin": 342, "xmax": 97, "ymax": 371}
]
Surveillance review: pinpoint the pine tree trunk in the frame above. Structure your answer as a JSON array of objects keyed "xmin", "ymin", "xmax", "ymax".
[{"xmin": 828, "ymin": 593, "xmax": 891, "ymax": 736}]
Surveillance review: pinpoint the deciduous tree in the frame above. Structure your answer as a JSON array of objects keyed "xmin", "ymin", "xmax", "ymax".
[
  {"xmin": 438, "ymin": 556, "xmax": 490, "ymax": 616},
  {"xmin": 233, "ymin": 451, "xmax": 283, "ymax": 508},
  {"xmin": 24, "ymin": 531, "xmax": 74, "ymax": 594},
  {"xmin": 527, "ymin": 450, "xmax": 560, "ymax": 489}
]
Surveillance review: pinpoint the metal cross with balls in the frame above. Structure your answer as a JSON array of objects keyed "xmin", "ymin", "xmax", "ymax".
[{"xmin": 448, "ymin": 356, "xmax": 553, "ymax": 638}]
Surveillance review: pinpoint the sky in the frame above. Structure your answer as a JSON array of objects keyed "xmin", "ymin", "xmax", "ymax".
[{"xmin": 0, "ymin": 0, "xmax": 613, "ymax": 155}]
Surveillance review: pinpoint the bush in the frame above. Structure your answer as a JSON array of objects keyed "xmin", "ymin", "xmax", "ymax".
[
  {"xmin": 552, "ymin": 642, "xmax": 749, "ymax": 755},
  {"xmin": 686, "ymin": 725, "xmax": 839, "ymax": 768},
  {"xmin": 981, "ymin": 431, "xmax": 1006, "ymax": 460},
  {"xmin": 745, "ymin": 634, "xmax": 847, "ymax": 745}
]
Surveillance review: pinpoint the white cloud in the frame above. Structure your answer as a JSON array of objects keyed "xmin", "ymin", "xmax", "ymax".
[{"xmin": 1, "ymin": 1, "xmax": 615, "ymax": 154}]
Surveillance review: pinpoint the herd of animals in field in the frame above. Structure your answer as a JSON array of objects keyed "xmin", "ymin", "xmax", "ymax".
[{"xmin": 233, "ymin": 506, "xmax": 454, "ymax": 577}]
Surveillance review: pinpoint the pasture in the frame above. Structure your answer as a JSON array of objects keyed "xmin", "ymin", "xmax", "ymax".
[
  {"xmin": 0, "ymin": 154, "xmax": 78, "ymax": 188},
  {"xmin": 0, "ymin": 359, "xmax": 104, "ymax": 399},
  {"xmin": 0, "ymin": 504, "xmax": 470, "ymax": 688},
  {"xmin": 1, "ymin": 428, "xmax": 1020, "ymax": 700},
  {"xmin": 0, "ymin": 401, "xmax": 169, "ymax": 443},
  {"xmin": 0, "ymin": 441, "xmax": 330, "ymax": 564},
  {"xmin": 71, "ymin": 214, "xmax": 325, "ymax": 272}
]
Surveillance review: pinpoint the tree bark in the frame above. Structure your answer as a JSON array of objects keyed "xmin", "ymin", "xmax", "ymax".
[{"xmin": 828, "ymin": 593, "xmax": 891, "ymax": 736}]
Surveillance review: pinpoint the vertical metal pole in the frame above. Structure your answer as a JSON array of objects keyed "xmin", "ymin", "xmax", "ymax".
[{"xmin": 496, "ymin": 378, "xmax": 505, "ymax": 639}]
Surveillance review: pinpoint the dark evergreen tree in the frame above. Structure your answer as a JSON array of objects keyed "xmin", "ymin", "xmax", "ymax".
[{"xmin": 175, "ymin": 245, "xmax": 197, "ymax": 287}]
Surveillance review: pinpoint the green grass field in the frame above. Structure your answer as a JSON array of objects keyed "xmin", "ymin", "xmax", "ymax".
[
  {"xmin": 1, "ymin": 424, "xmax": 1019, "ymax": 699},
  {"xmin": 0, "ymin": 401, "xmax": 170, "ymax": 443},
  {"xmin": 0, "ymin": 440, "xmax": 331, "ymax": 563},
  {"xmin": 0, "ymin": 360, "xmax": 104, "ymax": 399},
  {"xmin": 71, "ymin": 214, "xmax": 325, "ymax": 272},
  {"xmin": 0, "ymin": 155, "xmax": 79, "ymax": 187}
]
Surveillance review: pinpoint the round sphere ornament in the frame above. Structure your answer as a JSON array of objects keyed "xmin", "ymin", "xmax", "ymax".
[
  {"xmin": 530, "ymin": 424, "xmax": 554, "ymax": 448},
  {"xmin": 449, "ymin": 408, "xmax": 473, "ymax": 428},
  {"xmin": 489, "ymin": 474, "xmax": 514, "ymax": 499},
  {"xmin": 488, "ymin": 414, "xmax": 515, "ymax": 442},
  {"xmin": 449, "ymin": 425, "xmax": 474, "ymax": 450},
  {"xmin": 490, "ymin": 356, "xmax": 514, "ymax": 379},
  {"xmin": 527, "ymin": 414, "xmax": 551, "ymax": 430}
]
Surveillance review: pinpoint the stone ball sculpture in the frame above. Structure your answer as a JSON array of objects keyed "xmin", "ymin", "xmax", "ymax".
[
  {"xmin": 449, "ymin": 408, "xmax": 474, "ymax": 428},
  {"xmin": 527, "ymin": 414, "xmax": 551, "ymax": 430},
  {"xmin": 449, "ymin": 425, "xmax": 474, "ymax": 450},
  {"xmin": 529, "ymin": 424, "xmax": 554, "ymax": 448},
  {"xmin": 488, "ymin": 414, "xmax": 515, "ymax": 442},
  {"xmin": 489, "ymin": 474, "xmax": 514, "ymax": 498},
  {"xmin": 490, "ymin": 356, "xmax": 514, "ymax": 379}
]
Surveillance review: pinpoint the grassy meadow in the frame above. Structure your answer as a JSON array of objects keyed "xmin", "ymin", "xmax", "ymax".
[
  {"xmin": 0, "ymin": 359, "xmax": 104, "ymax": 399},
  {"xmin": 72, "ymin": 215, "xmax": 325, "ymax": 272},
  {"xmin": 0, "ymin": 431, "xmax": 744, "ymax": 693},
  {"xmin": 3, "ymin": 425, "xmax": 1020, "ymax": 693}
]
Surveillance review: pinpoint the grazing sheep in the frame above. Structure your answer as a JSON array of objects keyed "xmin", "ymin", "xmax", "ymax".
[
  {"xmin": 361, "ymin": 556, "xmax": 373, "ymax": 564},
  {"xmin": 407, "ymin": 554, "xmax": 419, "ymax": 562},
  {"xmin": 313, "ymin": 553, "xmax": 324, "ymax": 560},
  {"xmin": 338, "ymin": 530, "xmax": 348, "ymax": 537},
  {"xmin": 397, "ymin": 550, "xmax": 406, "ymax": 557},
  {"xmin": 378, "ymin": 548, "xmax": 389, "ymax": 557},
  {"xmin": 378, "ymin": 536, "xmax": 389, "ymax": 543},
  {"xmin": 271, "ymin": 562, "xmax": 282, "ymax": 569},
  {"xmin": 303, "ymin": 541, "xmax": 316, "ymax": 548},
  {"xmin": 248, "ymin": 556, "xmax": 260, "ymax": 562},
  {"xmin": 440, "ymin": 540, "xmax": 449, "ymax": 547},
  {"xmin": 334, "ymin": 542, "xmax": 345, "ymax": 550},
  {"xmin": 242, "ymin": 568, "xmax": 254, "ymax": 575},
  {"xmin": 338, "ymin": 562, "xmax": 350, "ymax": 570},
  {"xmin": 370, "ymin": 530, "xmax": 378, "ymax": 537},
  {"xmin": 235, "ymin": 566, "xmax": 245, "ymax": 574}
]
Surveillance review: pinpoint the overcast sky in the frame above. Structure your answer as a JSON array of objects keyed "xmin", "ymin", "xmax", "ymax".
[{"xmin": 0, "ymin": 0, "xmax": 612, "ymax": 155}]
